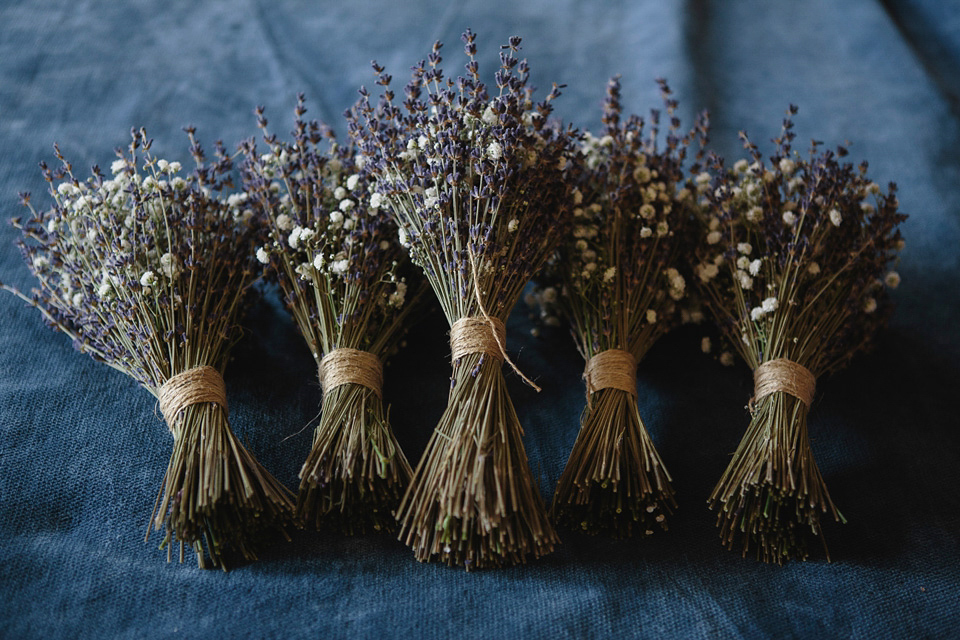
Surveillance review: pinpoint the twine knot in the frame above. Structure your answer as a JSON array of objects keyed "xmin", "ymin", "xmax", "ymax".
[
  {"xmin": 157, "ymin": 365, "xmax": 228, "ymax": 428},
  {"xmin": 583, "ymin": 349, "xmax": 638, "ymax": 399},
  {"xmin": 752, "ymin": 357, "xmax": 816, "ymax": 408},
  {"xmin": 319, "ymin": 348, "xmax": 383, "ymax": 398}
]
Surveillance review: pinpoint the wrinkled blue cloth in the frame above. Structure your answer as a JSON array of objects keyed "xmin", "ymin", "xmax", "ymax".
[{"xmin": 2, "ymin": 1, "xmax": 958, "ymax": 638}]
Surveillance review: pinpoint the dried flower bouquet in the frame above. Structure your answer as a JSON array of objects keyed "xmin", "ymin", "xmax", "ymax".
[
  {"xmin": 241, "ymin": 97, "xmax": 420, "ymax": 534},
  {"xmin": 545, "ymin": 77, "xmax": 708, "ymax": 537},
  {"xmin": 695, "ymin": 108, "xmax": 906, "ymax": 562},
  {"xmin": 4, "ymin": 130, "xmax": 294, "ymax": 569},
  {"xmin": 349, "ymin": 31, "xmax": 573, "ymax": 567}
]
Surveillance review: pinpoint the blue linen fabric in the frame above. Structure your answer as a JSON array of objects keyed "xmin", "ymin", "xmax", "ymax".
[{"xmin": 1, "ymin": 1, "xmax": 959, "ymax": 637}]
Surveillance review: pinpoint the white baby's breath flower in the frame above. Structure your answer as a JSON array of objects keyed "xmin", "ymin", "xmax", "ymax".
[
  {"xmin": 388, "ymin": 280, "xmax": 407, "ymax": 307},
  {"xmin": 333, "ymin": 186, "xmax": 347, "ymax": 200},
  {"xmin": 719, "ymin": 351, "xmax": 735, "ymax": 367},
  {"xmin": 885, "ymin": 271, "xmax": 901, "ymax": 288},
  {"xmin": 782, "ymin": 211, "xmax": 797, "ymax": 225},
  {"xmin": 808, "ymin": 261, "xmax": 821, "ymax": 275},
  {"xmin": 863, "ymin": 297, "xmax": 878, "ymax": 313},
  {"xmin": 657, "ymin": 221, "xmax": 669, "ymax": 237},
  {"xmin": 171, "ymin": 177, "xmax": 187, "ymax": 190},
  {"xmin": 256, "ymin": 247, "xmax": 270, "ymax": 264},
  {"xmin": 603, "ymin": 266, "xmax": 616, "ymax": 283},
  {"xmin": 276, "ymin": 213, "xmax": 294, "ymax": 231},
  {"xmin": 640, "ymin": 226, "xmax": 652, "ymax": 239},
  {"xmin": 698, "ymin": 262, "xmax": 719, "ymax": 283},
  {"xmin": 737, "ymin": 242, "xmax": 752, "ymax": 255},
  {"xmin": 706, "ymin": 230, "xmax": 722, "ymax": 245},
  {"xmin": 369, "ymin": 192, "xmax": 383, "ymax": 209},
  {"xmin": 330, "ymin": 259, "xmax": 349, "ymax": 276},
  {"xmin": 646, "ymin": 309, "xmax": 657, "ymax": 324},
  {"xmin": 746, "ymin": 206, "xmax": 763, "ymax": 222},
  {"xmin": 749, "ymin": 259, "xmax": 762, "ymax": 276},
  {"xmin": 701, "ymin": 336, "xmax": 712, "ymax": 353},
  {"xmin": 339, "ymin": 199, "xmax": 355, "ymax": 212},
  {"xmin": 110, "ymin": 159, "xmax": 126, "ymax": 175},
  {"xmin": 733, "ymin": 159, "xmax": 749, "ymax": 173},
  {"xmin": 159, "ymin": 252, "xmax": 179, "ymax": 278},
  {"xmin": 779, "ymin": 158, "xmax": 796, "ymax": 174},
  {"xmin": 737, "ymin": 256, "xmax": 750, "ymax": 270},
  {"xmin": 329, "ymin": 210, "xmax": 344, "ymax": 226},
  {"xmin": 737, "ymin": 271, "xmax": 754, "ymax": 290},
  {"xmin": 633, "ymin": 166, "xmax": 652, "ymax": 183},
  {"xmin": 695, "ymin": 171, "xmax": 711, "ymax": 186},
  {"xmin": 486, "ymin": 141, "xmax": 503, "ymax": 160},
  {"xmin": 287, "ymin": 227, "xmax": 302, "ymax": 249},
  {"xmin": 139, "ymin": 271, "xmax": 157, "ymax": 287},
  {"xmin": 398, "ymin": 226, "xmax": 410, "ymax": 248},
  {"xmin": 639, "ymin": 204, "xmax": 656, "ymax": 219},
  {"xmin": 507, "ymin": 218, "xmax": 519, "ymax": 233},
  {"xmin": 72, "ymin": 292, "xmax": 84, "ymax": 307},
  {"xmin": 346, "ymin": 174, "xmax": 360, "ymax": 191},
  {"xmin": 829, "ymin": 208, "xmax": 842, "ymax": 226},
  {"xmin": 167, "ymin": 161, "xmax": 181, "ymax": 173}
]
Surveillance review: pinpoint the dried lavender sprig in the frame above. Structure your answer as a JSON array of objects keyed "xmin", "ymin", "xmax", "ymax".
[
  {"xmin": 241, "ymin": 96, "xmax": 422, "ymax": 534},
  {"xmin": 348, "ymin": 30, "xmax": 573, "ymax": 567},
  {"xmin": 695, "ymin": 107, "xmax": 906, "ymax": 562},
  {"xmin": 6, "ymin": 129, "xmax": 294, "ymax": 569},
  {"xmin": 542, "ymin": 77, "xmax": 708, "ymax": 537}
]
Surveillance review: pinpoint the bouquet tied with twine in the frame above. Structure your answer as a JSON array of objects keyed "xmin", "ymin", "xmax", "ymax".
[
  {"xmin": 694, "ymin": 108, "xmax": 906, "ymax": 563},
  {"xmin": 349, "ymin": 30, "xmax": 573, "ymax": 568},
  {"xmin": 541, "ymin": 77, "xmax": 708, "ymax": 537},
  {"xmin": 4, "ymin": 130, "xmax": 294, "ymax": 569},
  {"xmin": 241, "ymin": 97, "xmax": 421, "ymax": 534}
]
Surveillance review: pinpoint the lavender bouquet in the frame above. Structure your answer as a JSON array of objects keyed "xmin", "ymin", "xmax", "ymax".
[
  {"xmin": 349, "ymin": 31, "xmax": 573, "ymax": 567},
  {"xmin": 695, "ymin": 108, "xmax": 906, "ymax": 562},
  {"xmin": 241, "ymin": 97, "xmax": 420, "ymax": 534},
  {"xmin": 545, "ymin": 78, "xmax": 708, "ymax": 537},
  {"xmin": 4, "ymin": 130, "xmax": 294, "ymax": 569}
]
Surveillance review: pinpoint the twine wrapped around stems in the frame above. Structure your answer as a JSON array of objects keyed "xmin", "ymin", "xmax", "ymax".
[
  {"xmin": 583, "ymin": 349, "xmax": 637, "ymax": 400},
  {"xmin": 319, "ymin": 348, "xmax": 384, "ymax": 399},
  {"xmin": 449, "ymin": 317, "xmax": 506, "ymax": 362},
  {"xmin": 752, "ymin": 358, "xmax": 816, "ymax": 408},
  {"xmin": 158, "ymin": 365, "xmax": 228, "ymax": 427}
]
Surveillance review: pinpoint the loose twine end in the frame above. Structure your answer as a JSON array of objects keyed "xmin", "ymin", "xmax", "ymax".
[
  {"xmin": 449, "ymin": 316, "xmax": 541, "ymax": 392},
  {"xmin": 157, "ymin": 365, "xmax": 228, "ymax": 430},
  {"xmin": 583, "ymin": 349, "xmax": 637, "ymax": 409},
  {"xmin": 463, "ymin": 245, "xmax": 541, "ymax": 392},
  {"xmin": 319, "ymin": 348, "xmax": 384, "ymax": 398},
  {"xmin": 750, "ymin": 357, "xmax": 816, "ymax": 411}
]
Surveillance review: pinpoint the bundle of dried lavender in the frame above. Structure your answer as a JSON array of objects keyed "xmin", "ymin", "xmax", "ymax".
[
  {"xmin": 4, "ymin": 130, "xmax": 294, "ymax": 569},
  {"xmin": 241, "ymin": 97, "xmax": 421, "ymax": 534},
  {"xmin": 694, "ymin": 108, "xmax": 906, "ymax": 563},
  {"xmin": 349, "ymin": 31, "xmax": 573, "ymax": 568},
  {"xmin": 544, "ymin": 77, "xmax": 708, "ymax": 537}
]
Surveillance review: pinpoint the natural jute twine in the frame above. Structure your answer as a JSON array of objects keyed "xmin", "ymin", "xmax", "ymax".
[
  {"xmin": 319, "ymin": 348, "xmax": 383, "ymax": 399},
  {"xmin": 752, "ymin": 358, "xmax": 816, "ymax": 408},
  {"xmin": 158, "ymin": 365, "xmax": 228, "ymax": 428},
  {"xmin": 583, "ymin": 349, "xmax": 638, "ymax": 401},
  {"xmin": 450, "ymin": 317, "xmax": 507, "ymax": 362}
]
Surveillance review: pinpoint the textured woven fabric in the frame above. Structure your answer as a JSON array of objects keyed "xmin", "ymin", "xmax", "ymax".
[{"xmin": 1, "ymin": 1, "xmax": 958, "ymax": 637}]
